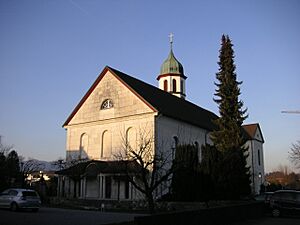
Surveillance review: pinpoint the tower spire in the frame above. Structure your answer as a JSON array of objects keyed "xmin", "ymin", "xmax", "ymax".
[{"xmin": 157, "ymin": 33, "xmax": 187, "ymax": 99}]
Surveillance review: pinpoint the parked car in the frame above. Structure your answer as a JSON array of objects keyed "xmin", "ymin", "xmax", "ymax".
[
  {"xmin": 0, "ymin": 188, "xmax": 41, "ymax": 212},
  {"xmin": 269, "ymin": 190, "xmax": 300, "ymax": 217}
]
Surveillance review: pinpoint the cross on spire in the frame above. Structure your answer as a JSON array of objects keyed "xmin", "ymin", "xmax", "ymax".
[{"xmin": 169, "ymin": 33, "xmax": 174, "ymax": 50}]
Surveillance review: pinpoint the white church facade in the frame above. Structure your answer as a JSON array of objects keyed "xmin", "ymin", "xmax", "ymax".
[{"xmin": 57, "ymin": 41, "xmax": 265, "ymax": 200}]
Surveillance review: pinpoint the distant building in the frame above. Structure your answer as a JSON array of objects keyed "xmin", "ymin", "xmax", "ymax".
[
  {"xmin": 57, "ymin": 39, "xmax": 264, "ymax": 200},
  {"xmin": 243, "ymin": 124, "xmax": 265, "ymax": 194}
]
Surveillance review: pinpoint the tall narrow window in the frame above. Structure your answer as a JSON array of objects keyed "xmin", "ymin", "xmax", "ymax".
[
  {"xmin": 164, "ymin": 80, "xmax": 168, "ymax": 91},
  {"xmin": 126, "ymin": 127, "xmax": 136, "ymax": 153},
  {"xmin": 258, "ymin": 149, "xmax": 261, "ymax": 166},
  {"xmin": 172, "ymin": 79, "xmax": 177, "ymax": 92},
  {"xmin": 180, "ymin": 80, "xmax": 184, "ymax": 93},
  {"xmin": 172, "ymin": 136, "xmax": 179, "ymax": 159},
  {"xmin": 80, "ymin": 133, "xmax": 88, "ymax": 159},
  {"xmin": 105, "ymin": 176, "xmax": 112, "ymax": 199},
  {"xmin": 101, "ymin": 130, "xmax": 112, "ymax": 158},
  {"xmin": 173, "ymin": 136, "xmax": 179, "ymax": 146},
  {"xmin": 195, "ymin": 141, "xmax": 200, "ymax": 162}
]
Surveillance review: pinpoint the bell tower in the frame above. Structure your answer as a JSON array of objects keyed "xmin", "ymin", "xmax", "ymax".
[{"xmin": 157, "ymin": 33, "xmax": 187, "ymax": 99}]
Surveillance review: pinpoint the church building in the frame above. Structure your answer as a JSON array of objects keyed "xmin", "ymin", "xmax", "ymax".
[{"xmin": 57, "ymin": 37, "xmax": 265, "ymax": 201}]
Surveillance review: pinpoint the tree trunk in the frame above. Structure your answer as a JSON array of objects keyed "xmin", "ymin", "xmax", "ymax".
[
  {"xmin": 21, "ymin": 173, "xmax": 26, "ymax": 188},
  {"xmin": 146, "ymin": 192, "xmax": 155, "ymax": 214}
]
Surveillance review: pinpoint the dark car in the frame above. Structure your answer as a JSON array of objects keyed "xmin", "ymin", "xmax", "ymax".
[
  {"xmin": 0, "ymin": 188, "xmax": 41, "ymax": 212},
  {"xmin": 269, "ymin": 190, "xmax": 300, "ymax": 217}
]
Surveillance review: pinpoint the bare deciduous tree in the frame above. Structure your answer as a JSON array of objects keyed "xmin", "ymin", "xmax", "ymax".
[
  {"xmin": 19, "ymin": 157, "xmax": 44, "ymax": 174},
  {"xmin": 52, "ymin": 157, "xmax": 89, "ymax": 170},
  {"xmin": 0, "ymin": 143, "xmax": 14, "ymax": 156},
  {"xmin": 19, "ymin": 157, "xmax": 44, "ymax": 187},
  {"xmin": 51, "ymin": 157, "xmax": 66, "ymax": 171},
  {"xmin": 115, "ymin": 128, "xmax": 174, "ymax": 213},
  {"xmin": 289, "ymin": 140, "xmax": 300, "ymax": 168}
]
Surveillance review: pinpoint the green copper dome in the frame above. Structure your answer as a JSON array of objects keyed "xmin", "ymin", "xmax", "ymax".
[{"xmin": 160, "ymin": 49, "xmax": 184, "ymax": 75}]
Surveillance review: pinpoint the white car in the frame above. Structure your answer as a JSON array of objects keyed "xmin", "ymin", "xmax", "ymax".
[{"xmin": 0, "ymin": 188, "xmax": 41, "ymax": 212}]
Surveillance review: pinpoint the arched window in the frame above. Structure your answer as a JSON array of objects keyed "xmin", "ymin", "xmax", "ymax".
[
  {"xmin": 180, "ymin": 80, "xmax": 184, "ymax": 92},
  {"xmin": 80, "ymin": 133, "xmax": 88, "ymax": 159},
  {"xmin": 126, "ymin": 127, "xmax": 136, "ymax": 152},
  {"xmin": 101, "ymin": 99, "xmax": 113, "ymax": 110},
  {"xmin": 101, "ymin": 130, "xmax": 112, "ymax": 158},
  {"xmin": 173, "ymin": 136, "xmax": 179, "ymax": 146},
  {"xmin": 163, "ymin": 80, "xmax": 168, "ymax": 91},
  {"xmin": 172, "ymin": 79, "xmax": 177, "ymax": 92},
  {"xmin": 195, "ymin": 141, "xmax": 200, "ymax": 162},
  {"xmin": 172, "ymin": 136, "xmax": 179, "ymax": 159}
]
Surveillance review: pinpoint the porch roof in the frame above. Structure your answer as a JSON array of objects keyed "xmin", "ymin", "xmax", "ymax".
[{"xmin": 56, "ymin": 160, "xmax": 142, "ymax": 176}]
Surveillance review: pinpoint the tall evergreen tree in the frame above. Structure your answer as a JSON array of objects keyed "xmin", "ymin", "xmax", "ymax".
[
  {"xmin": 0, "ymin": 146, "xmax": 21, "ymax": 190},
  {"xmin": 6, "ymin": 150, "xmax": 20, "ymax": 182},
  {"xmin": 212, "ymin": 35, "xmax": 247, "ymax": 151},
  {"xmin": 211, "ymin": 35, "xmax": 251, "ymax": 198}
]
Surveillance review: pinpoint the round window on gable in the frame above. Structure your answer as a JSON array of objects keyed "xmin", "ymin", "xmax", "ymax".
[{"xmin": 101, "ymin": 99, "xmax": 113, "ymax": 110}]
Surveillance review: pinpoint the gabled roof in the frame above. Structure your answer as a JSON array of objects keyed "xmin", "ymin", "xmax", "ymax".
[
  {"xmin": 243, "ymin": 123, "xmax": 264, "ymax": 143},
  {"xmin": 63, "ymin": 66, "xmax": 218, "ymax": 130}
]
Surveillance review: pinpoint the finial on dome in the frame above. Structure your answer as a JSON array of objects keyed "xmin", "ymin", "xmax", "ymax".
[
  {"xmin": 159, "ymin": 33, "xmax": 184, "ymax": 75},
  {"xmin": 169, "ymin": 33, "xmax": 174, "ymax": 50}
]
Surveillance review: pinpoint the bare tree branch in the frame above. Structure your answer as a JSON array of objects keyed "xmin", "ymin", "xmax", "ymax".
[
  {"xmin": 19, "ymin": 157, "xmax": 44, "ymax": 174},
  {"xmin": 0, "ymin": 144, "xmax": 14, "ymax": 156},
  {"xmin": 114, "ymin": 126, "xmax": 174, "ymax": 213},
  {"xmin": 289, "ymin": 140, "xmax": 300, "ymax": 168}
]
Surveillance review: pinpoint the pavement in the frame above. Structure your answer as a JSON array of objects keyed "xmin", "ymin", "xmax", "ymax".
[
  {"xmin": 1, "ymin": 206, "xmax": 300, "ymax": 225},
  {"xmin": 0, "ymin": 207, "xmax": 146, "ymax": 225},
  {"xmin": 234, "ymin": 216, "xmax": 300, "ymax": 225}
]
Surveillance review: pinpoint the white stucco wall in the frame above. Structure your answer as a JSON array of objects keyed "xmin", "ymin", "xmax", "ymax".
[
  {"xmin": 65, "ymin": 70, "xmax": 157, "ymax": 161},
  {"xmin": 154, "ymin": 115, "xmax": 212, "ymax": 197},
  {"xmin": 66, "ymin": 114, "xmax": 156, "ymax": 160},
  {"xmin": 155, "ymin": 115, "xmax": 211, "ymax": 163}
]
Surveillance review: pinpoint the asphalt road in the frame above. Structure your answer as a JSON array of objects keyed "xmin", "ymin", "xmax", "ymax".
[
  {"xmin": 1, "ymin": 207, "xmax": 300, "ymax": 225},
  {"xmin": 234, "ymin": 216, "xmax": 300, "ymax": 225},
  {"xmin": 0, "ymin": 207, "xmax": 144, "ymax": 225}
]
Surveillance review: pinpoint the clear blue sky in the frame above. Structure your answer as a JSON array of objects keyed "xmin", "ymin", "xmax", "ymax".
[{"xmin": 0, "ymin": 0, "xmax": 299, "ymax": 172}]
